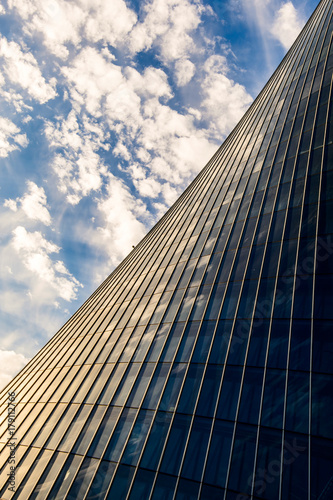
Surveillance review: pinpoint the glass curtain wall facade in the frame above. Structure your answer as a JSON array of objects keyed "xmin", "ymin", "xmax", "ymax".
[{"xmin": 1, "ymin": 0, "xmax": 333, "ymax": 498}]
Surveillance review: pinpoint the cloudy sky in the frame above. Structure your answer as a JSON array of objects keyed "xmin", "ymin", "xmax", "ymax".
[{"xmin": 0, "ymin": 0, "xmax": 318, "ymax": 389}]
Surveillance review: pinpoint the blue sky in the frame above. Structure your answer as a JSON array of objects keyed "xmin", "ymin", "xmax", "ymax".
[{"xmin": 0, "ymin": 0, "xmax": 319, "ymax": 388}]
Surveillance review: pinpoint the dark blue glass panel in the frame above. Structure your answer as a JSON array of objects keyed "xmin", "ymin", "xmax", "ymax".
[
  {"xmin": 160, "ymin": 323, "xmax": 186, "ymax": 358},
  {"xmin": 151, "ymin": 473, "xmax": 177, "ymax": 500},
  {"xmin": 281, "ymin": 432, "xmax": 308, "ymax": 500},
  {"xmin": 279, "ymin": 238, "xmax": 297, "ymax": 276},
  {"xmin": 126, "ymin": 363, "xmax": 155, "ymax": 408},
  {"xmin": 254, "ymin": 214, "xmax": 271, "ymax": 245},
  {"xmin": 228, "ymin": 423, "xmax": 257, "ymax": 495},
  {"xmin": 204, "ymin": 420, "xmax": 234, "ymax": 488},
  {"xmin": 181, "ymin": 416, "xmax": 211, "ymax": 481},
  {"xmin": 312, "ymin": 373, "xmax": 333, "ymax": 439},
  {"xmin": 289, "ymin": 320, "xmax": 311, "ymax": 371},
  {"xmin": 216, "ymin": 251, "xmax": 235, "ymax": 283},
  {"xmin": 285, "ymin": 371, "xmax": 309, "ymax": 434},
  {"xmin": 216, "ymin": 365, "xmax": 242, "ymax": 421},
  {"xmin": 142, "ymin": 363, "xmax": 170, "ymax": 409},
  {"xmin": 261, "ymin": 369, "xmax": 286, "ymax": 429},
  {"xmin": 311, "ymin": 437, "xmax": 333, "ymax": 500},
  {"xmin": 208, "ymin": 320, "xmax": 233, "ymax": 364},
  {"xmin": 238, "ymin": 367, "xmax": 264, "ymax": 425},
  {"xmin": 204, "ymin": 283, "xmax": 226, "ymax": 320},
  {"xmin": 241, "ymin": 217, "xmax": 257, "ymax": 247},
  {"xmin": 316, "ymin": 235, "xmax": 333, "ymax": 275},
  {"xmin": 160, "ymin": 414, "xmax": 191, "ymax": 476},
  {"xmin": 300, "ymin": 204, "xmax": 317, "ymax": 239},
  {"xmin": 104, "ymin": 408, "xmax": 137, "ymax": 462},
  {"xmin": 88, "ymin": 406, "xmax": 122, "ymax": 458},
  {"xmin": 140, "ymin": 411, "xmax": 172, "ymax": 470},
  {"xmin": 318, "ymin": 199, "xmax": 333, "ymax": 235},
  {"xmin": 106, "ymin": 464, "xmax": 135, "ymax": 500},
  {"xmin": 121, "ymin": 409, "xmax": 154, "ymax": 466},
  {"xmin": 145, "ymin": 324, "xmax": 171, "ymax": 362},
  {"xmin": 127, "ymin": 469, "xmax": 155, "ymax": 500},
  {"xmin": 190, "ymin": 286, "xmax": 211, "ymax": 321},
  {"xmin": 253, "ymin": 428, "xmax": 282, "ymax": 499},
  {"xmin": 268, "ymin": 211, "xmax": 285, "ymax": 242},
  {"xmin": 201, "ymin": 484, "xmax": 225, "ymax": 500},
  {"xmin": 227, "ymin": 320, "xmax": 250, "ymax": 366},
  {"xmin": 245, "ymin": 245, "xmax": 266, "ymax": 280},
  {"xmin": 202, "ymin": 252, "xmax": 223, "ymax": 285},
  {"xmin": 267, "ymin": 319, "xmax": 289, "ymax": 369},
  {"xmin": 254, "ymin": 278, "xmax": 275, "ymax": 319},
  {"xmin": 293, "ymin": 274, "xmax": 313, "ymax": 319},
  {"xmin": 196, "ymin": 364, "xmax": 223, "ymax": 417},
  {"xmin": 273, "ymin": 277, "xmax": 293, "ymax": 319},
  {"xmin": 313, "ymin": 320, "xmax": 333, "ymax": 374},
  {"xmin": 159, "ymin": 363, "xmax": 186, "ymax": 412},
  {"xmin": 67, "ymin": 457, "xmax": 99, "ymax": 499},
  {"xmin": 177, "ymin": 363, "xmax": 204, "ymax": 414},
  {"xmin": 247, "ymin": 319, "xmax": 270, "ymax": 367},
  {"xmin": 230, "ymin": 247, "xmax": 251, "ymax": 281},
  {"xmin": 284, "ymin": 206, "xmax": 302, "ymax": 239},
  {"xmin": 175, "ymin": 479, "xmax": 200, "ymax": 500},
  {"xmin": 176, "ymin": 322, "xmax": 200, "ymax": 361},
  {"xmin": 86, "ymin": 461, "xmax": 116, "ymax": 499},
  {"xmin": 220, "ymin": 281, "xmax": 242, "ymax": 320},
  {"xmin": 261, "ymin": 242, "xmax": 281, "ymax": 278},
  {"xmin": 191, "ymin": 321, "xmax": 215, "ymax": 363},
  {"xmin": 314, "ymin": 275, "xmax": 333, "ymax": 319},
  {"xmin": 297, "ymin": 238, "xmax": 315, "ymax": 275}
]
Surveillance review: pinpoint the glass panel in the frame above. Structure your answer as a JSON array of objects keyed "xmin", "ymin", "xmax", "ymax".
[
  {"xmin": 126, "ymin": 363, "xmax": 155, "ymax": 408},
  {"xmin": 86, "ymin": 461, "xmax": 116, "ymax": 500},
  {"xmin": 72, "ymin": 405, "xmax": 107, "ymax": 455},
  {"xmin": 160, "ymin": 414, "xmax": 191, "ymax": 476},
  {"xmin": 142, "ymin": 363, "xmax": 170, "ymax": 410},
  {"xmin": 67, "ymin": 457, "xmax": 99, "ymax": 500},
  {"xmin": 196, "ymin": 364, "xmax": 223, "ymax": 417},
  {"xmin": 247, "ymin": 319, "xmax": 270, "ymax": 367},
  {"xmin": 281, "ymin": 432, "xmax": 308, "ymax": 500},
  {"xmin": 127, "ymin": 468, "xmax": 155, "ymax": 500},
  {"xmin": 253, "ymin": 428, "xmax": 282, "ymax": 499},
  {"xmin": 228, "ymin": 423, "xmax": 257, "ymax": 495},
  {"xmin": 267, "ymin": 319, "xmax": 290, "ymax": 369},
  {"xmin": 111, "ymin": 363, "xmax": 141, "ymax": 406},
  {"xmin": 47, "ymin": 454, "xmax": 83, "ymax": 500},
  {"xmin": 175, "ymin": 478, "xmax": 200, "ymax": 500},
  {"xmin": 191, "ymin": 321, "xmax": 215, "ymax": 363},
  {"xmin": 311, "ymin": 373, "xmax": 333, "ymax": 439},
  {"xmin": 159, "ymin": 363, "xmax": 186, "ymax": 412},
  {"xmin": 204, "ymin": 420, "xmax": 233, "ymax": 488},
  {"xmin": 88, "ymin": 406, "xmax": 122, "ymax": 458},
  {"xmin": 310, "ymin": 437, "xmax": 333, "ymax": 500},
  {"xmin": 151, "ymin": 473, "xmax": 177, "ymax": 500},
  {"xmin": 261, "ymin": 369, "xmax": 286, "ymax": 429},
  {"xmin": 29, "ymin": 451, "xmax": 68, "ymax": 500},
  {"xmin": 216, "ymin": 365, "xmax": 242, "ymax": 421},
  {"xmin": 238, "ymin": 367, "xmax": 264, "ymax": 425},
  {"xmin": 106, "ymin": 464, "xmax": 135, "ymax": 500},
  {"xmin": 181, "ymin": 416, "xmax": 211, "ymax": 481},
  {"xmin": 140, "ymin": 411, "xmax": 172, "ymax": 471},
  {"xmin": 312, "ymin": 320, "xmax": 333, "ymax": 374},
  {"xmin": 104, "ymin": 408, "xmax": 137, "ymax": 462},
  {"xmin": 121, "ymin": 409, "xmax": 154, "ymax": 466},
  {"xmin": 285, "ymin": 371, "xmax": 309, "ymax": 434},
  {"xmin": 177, "ymin": 364, "xmax": 205, "ymax": 415}
]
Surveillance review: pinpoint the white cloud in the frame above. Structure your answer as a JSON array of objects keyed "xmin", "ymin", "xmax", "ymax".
[
  {"xmin": 11, "ymin": 226, "xmax": 82, "ymax": 302},
  {"xmin": 0, "ymin": 350, "xmax": 30, "ymax": 390},
  {"xmin": 271, "ymin": 2, "xmax": 305, "ymax": 49},
  {"xmin": 201, "ymin": 55, "xmax": 253, "ymax": 137},
  {"xmin": 175, "ymin": 59, "xmax": 196, "ymax": 86},
  {"xmin": 128, "ymin": 0, "xmax": 206, "ymax": 63},
  {"xmin": 0, "ymin": 116, "xmax": 28, "ymax": 157},
  {"xmin": 0, "ymin": 35, "xmax": 57, "ymax": 103},
  {"xmin": 45, "ymin": 109, "xmax": 109, "ymax": 204},
  {"xmin": 8, "ymin": 0, "xmax": 136, "ymax": 60},
  {"xmin": 4, "ymin": 181, "xmax": 51, "ymax": 225}
]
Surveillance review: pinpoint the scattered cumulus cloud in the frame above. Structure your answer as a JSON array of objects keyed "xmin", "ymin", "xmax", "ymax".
[
  {"xmin": 4, "ymin": 181, "xmax": 52, "ymax": 225},
  {"xmin": 0, "ymin": 116, "xmax": 28, "ymax": 157},
  {"xmin": 0, "ymin": 35, "xmax": 57, "ymax": 103},
  {"xmin": 11, "ymin": 226, "xmax": 82, "ymax": 302},
  {"xmin": 271, "ymin": 2, "xmax": 305, "ymax": 49},
  {"xmin": 0, "ymin": 350, "xmax": 30, "ymax": 390}
]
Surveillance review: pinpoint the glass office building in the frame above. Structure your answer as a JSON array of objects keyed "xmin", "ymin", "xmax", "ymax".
[{"xmin": 1, "ymin": 0, "xmax": 333, "ymax": 498}]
